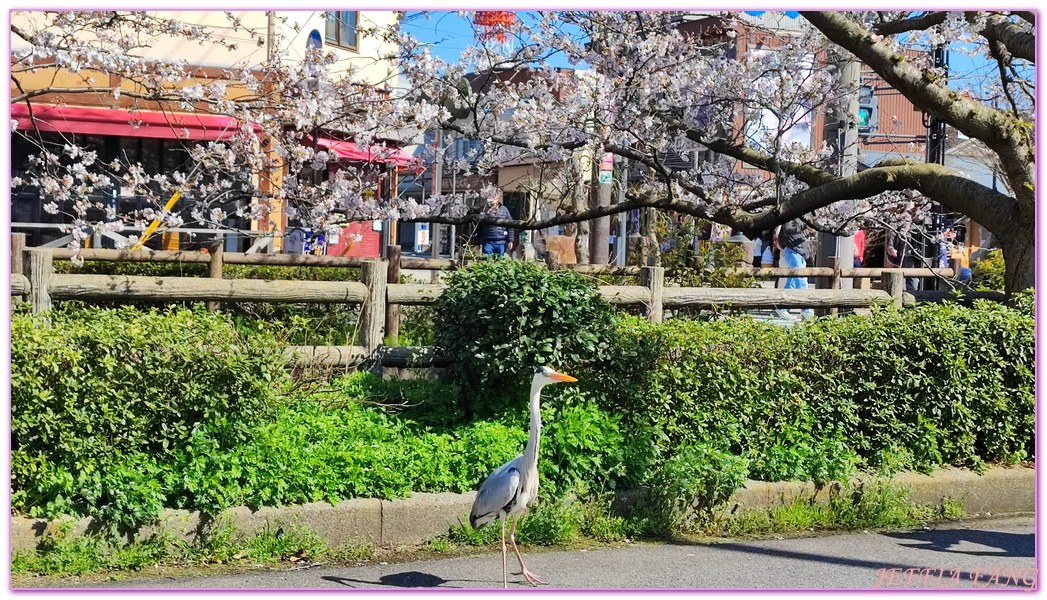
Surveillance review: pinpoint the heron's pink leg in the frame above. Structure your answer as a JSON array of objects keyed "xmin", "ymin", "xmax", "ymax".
[
  {"xmin": 508, "ymin": 515, "xmax": 548, "ymax": 586},
  {"xmin": 501, "ymin": 517, "xmax": 508, "ymax": 588}
]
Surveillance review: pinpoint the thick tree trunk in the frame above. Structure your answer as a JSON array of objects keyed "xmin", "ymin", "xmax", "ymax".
[{"xmin": 1001, "ymin": 228, "xmax": 1035, "ymax": 299}]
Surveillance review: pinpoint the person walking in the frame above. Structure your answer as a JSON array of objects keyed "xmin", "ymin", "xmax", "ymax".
[
  {"xmin": 885, "ymin": 229, "xmax": 920, "ymax": 292},
  {"xmin": 478, "ymin": 191, "xmax": 515, "ymax": 257},
  {"xmin": 853, "ymin": 229, "xmax": 866, "ymax": 268},
  {"xmin": 775, "ymin": 219, "xmax": 814, "ymax": 320}
]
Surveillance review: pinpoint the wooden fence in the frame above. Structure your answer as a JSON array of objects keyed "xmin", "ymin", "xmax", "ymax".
[{"xmin": 11, "ymin": 233, "xmax": 1003, "ymax": 368}]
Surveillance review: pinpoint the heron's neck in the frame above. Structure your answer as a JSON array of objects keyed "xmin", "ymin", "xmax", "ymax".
[{"xmin": 522, "ymin": 381, "xmax": 543, "ymax": 469}]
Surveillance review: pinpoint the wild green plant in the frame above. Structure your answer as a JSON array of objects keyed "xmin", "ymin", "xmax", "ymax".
[
  {"xmin": 720, "ymin": 479, "xmax": 964, "ymax": 536},
  {"xmin": 245, "ymin": 524, "xmax": 328, "ymax": 561},
  {"xmin": 648, "ymin": 444, "xmax": 749, "ymax": 531}
]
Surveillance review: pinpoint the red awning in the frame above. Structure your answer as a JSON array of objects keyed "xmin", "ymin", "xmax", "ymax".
[
  {"xmin": 10, "ymin": 104, "xmax": 242, "ymax": 141},
  {"xmin": 11, "ymin": 105, "xmax": 416, "ymax": 166},
  {"xmin": 308, "ymin": 136, "xmax": 416, "ymax": 166}
]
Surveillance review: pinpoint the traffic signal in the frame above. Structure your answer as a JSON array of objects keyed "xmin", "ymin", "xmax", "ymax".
[{"xmin": 858, "ymin": 85, "xmax": 878, "ymax": 135}]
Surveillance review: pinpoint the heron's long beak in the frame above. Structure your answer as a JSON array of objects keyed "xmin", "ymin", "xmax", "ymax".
[{"xmin": 551, "ymin": 371, "xmax": 577, "ymax": 383}]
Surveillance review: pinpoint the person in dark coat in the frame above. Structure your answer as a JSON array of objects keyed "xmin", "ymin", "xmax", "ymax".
[
  {"xmin": 886, "ymin": 229, "xmax": 920, "ymax": 292},
  {"xmin": 478, "ymin": 192, "xmax": 516, "ymax": 256}
]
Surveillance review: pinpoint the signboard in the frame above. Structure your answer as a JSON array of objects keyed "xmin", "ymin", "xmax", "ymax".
[
  {"xmin": 598, "ymin": 171, "xmax": 613, "ymax": 184},
  {"xmin": 415, "ymin": 223, "xmax": 429, "ymax": 253}
]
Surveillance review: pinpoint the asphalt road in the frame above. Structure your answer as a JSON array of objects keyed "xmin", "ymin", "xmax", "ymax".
[{"xmin": 42, "ymin": 516, "xmax": 1036, "ymax": 590}]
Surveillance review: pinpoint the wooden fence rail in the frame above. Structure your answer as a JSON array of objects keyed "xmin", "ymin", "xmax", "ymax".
[
  {"xmin": 41, "ymin": 245, "xmax": 960, "ymax": 279},
  {"xmin": 12, "ymin": 239, "xmax": 1002, "ymax": 367}
]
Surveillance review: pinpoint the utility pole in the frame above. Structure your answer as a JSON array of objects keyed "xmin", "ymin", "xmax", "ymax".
[
  {"xmin": 816, "ymin": 55, "xmax": 859, "ymax": 291},
  {"xmin": 258, "ymin": 10, "xmax": 284, "ymax": 252},
  {"xmin": 922, "ymin": 44, "xmax": 949, "ymax": 290},
  {"xmin": 267, "ymin": 11, "xmax": 277, "ymax": 65}
]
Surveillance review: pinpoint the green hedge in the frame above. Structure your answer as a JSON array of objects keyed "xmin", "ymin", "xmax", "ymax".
[
  {"xmin": 11, "ymin": 305, "xmax": 288, "ymax": 530},
  {"xmin": 434, "ymin": 259, "xmax": 617, "ymax": 417},
  {"xmin": 591, "ymin": 301, "xmax": 1034, "ymax": 481}
]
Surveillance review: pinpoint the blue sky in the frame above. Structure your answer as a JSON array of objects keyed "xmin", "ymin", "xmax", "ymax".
[{"xmin": 400, "ymin": 11, "xmax": 581, "ymax": 68}]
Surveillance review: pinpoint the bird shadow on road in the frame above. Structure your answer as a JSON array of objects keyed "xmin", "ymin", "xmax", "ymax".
[
  {"xmin": 881, "ymin": 529, "xmax": 1034, "ymax": 558},
  {"xmin": 321, "ymin": 571, "xmax": 489, "ymax": 588}
]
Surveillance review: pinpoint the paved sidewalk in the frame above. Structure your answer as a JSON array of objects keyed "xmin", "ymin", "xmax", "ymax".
[{"xmin": 43, "ymin": 515, "xmax": 1036, "ymax": 590}]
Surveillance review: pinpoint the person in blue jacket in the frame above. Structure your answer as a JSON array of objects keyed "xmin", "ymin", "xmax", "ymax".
[{"xmin": 478, "ymin": 192, "xmax": 516, "ymax": 256}]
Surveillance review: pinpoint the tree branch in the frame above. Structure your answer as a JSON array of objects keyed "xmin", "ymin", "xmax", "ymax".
[
  {"xmin": 801, "ymin": 11, "xmax": 1035, "ymax": 221},
  {"xmin": 871, "ymin": 12, "xmax": 1034, "ymax": 64},
  {"xmin": 1013, "ymin": 11, "xmax": 1035, "ymax": 26},
  {"xmin": 977, "ymin": 17, "xmax": 1035, "ymax": 63},
  {"xmin": 397, "ymin": 162, "xmax": 1019, "ymax": 247},
  {"xmin": 398, "ymin": 191, "xmax": 708, "ymax": 229},
  {"xmin": 871, "ymin": 11, "xmax": 947, "ymax": 35}
]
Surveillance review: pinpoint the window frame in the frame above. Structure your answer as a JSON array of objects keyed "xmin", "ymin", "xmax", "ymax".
[{"xmin": 325, "ymin": 11, "xmax": 359, "ymax": 51}]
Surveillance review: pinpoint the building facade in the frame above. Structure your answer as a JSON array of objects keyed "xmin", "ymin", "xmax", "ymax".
[{"xmin": 11, "ymin": 10, "xmax": 411, "ymax": 256}]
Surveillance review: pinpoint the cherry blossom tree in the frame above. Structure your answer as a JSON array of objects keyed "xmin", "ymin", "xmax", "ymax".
[{"xmin": 394, "ymin": 11, "xmax": 1034, "ymax": 296}]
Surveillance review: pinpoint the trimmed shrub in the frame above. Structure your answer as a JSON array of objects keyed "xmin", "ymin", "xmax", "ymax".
[{"xmin": 434, "ymin": 259, "xmax": 617, "ymax": 417}]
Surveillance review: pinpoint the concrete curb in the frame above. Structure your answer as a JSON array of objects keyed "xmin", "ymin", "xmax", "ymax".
[{"xmin": 11, "ymin": 467, "xmax": 1033, "ymax": 554}]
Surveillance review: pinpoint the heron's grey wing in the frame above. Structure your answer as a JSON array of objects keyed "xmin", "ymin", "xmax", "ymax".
[{"xmin": 470, "ymin": 459, "xmax": 522, "ymax": 529}]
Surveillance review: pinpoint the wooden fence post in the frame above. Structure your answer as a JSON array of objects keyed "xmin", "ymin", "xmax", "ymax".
[
  {"xmin": 12, "ymin": 233, "xmax": 25, "ymax": 275},
  {"xmin": 359, "ymin": 259, "xmax": 388, "ymax": 352},
  {"xmin": 883, "ymin": 270, "xmax": 904, "ymax": 308},
  {"xmin": 25, "ymin": 248, "xmax": 53, "ymax": 313},
  {"xmin": 544, "ymin": 250, "xmax": 561, "ymax": 271},
  {"xmin": 640, "ymin": 265, "xmax": 664, "ymax": 323},
  {"xmin": 207, "ymin": 237, "xmax": 224, "ymax": 312},
  {"xmin": 385, "ymin": 245, "xmax": 401, "ymax": 345},
  {"xmin": 829, "ymin": 256, "xmax": 841, "ymax": 317},
  {"xmin": 12, "ymin": 233, "xmax": 26, "ymax": 303},
  {"xmin": 949, "ymin": 257, "xmax": 964, "ymax": 282}
]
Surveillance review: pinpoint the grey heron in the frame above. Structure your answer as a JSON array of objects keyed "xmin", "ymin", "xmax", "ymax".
[{"xmin": 469, "ymin": 366, "xmax": 577, "ymax": 587}]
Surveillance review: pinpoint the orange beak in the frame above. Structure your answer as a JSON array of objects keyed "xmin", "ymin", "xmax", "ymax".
[{"xmin": 551, "ymin": 371, "xmax": 577, "ymax": 383}]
